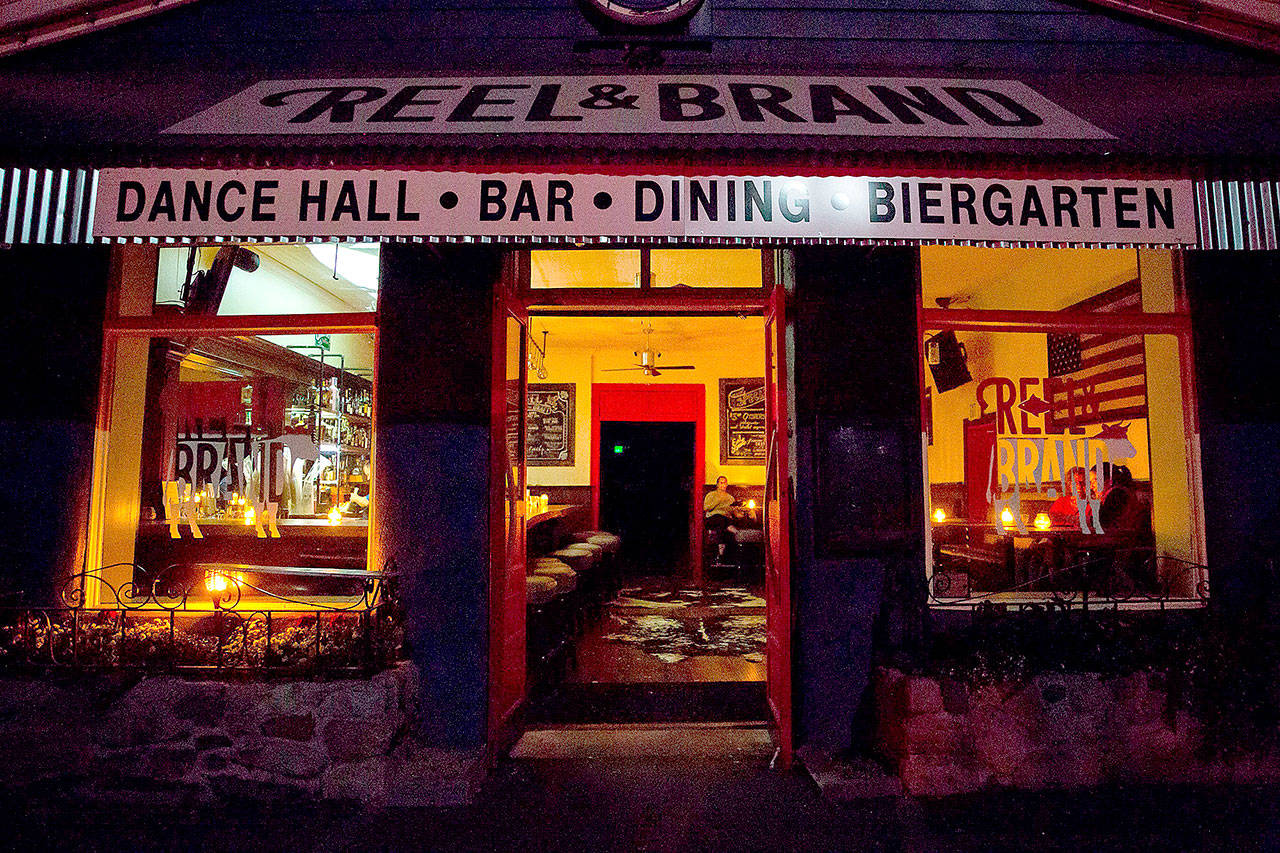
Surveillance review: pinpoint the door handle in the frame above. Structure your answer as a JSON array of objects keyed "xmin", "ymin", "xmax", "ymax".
[{"xmin": 764, "ymin": 430, "xmax": 777, "ymax": 536}]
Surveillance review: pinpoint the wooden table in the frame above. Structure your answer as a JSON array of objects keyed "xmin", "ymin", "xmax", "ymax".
[
  {"xmin": 527, "ymin": 504, "xmax": 579, "ymax": 528},
  {"xmin": 932, "ymin": 520, "xmax": 1151, "ymax": 594},
  {"xmin": 526, "ymin": 504, "xmax": 584, "ymax": 557}
]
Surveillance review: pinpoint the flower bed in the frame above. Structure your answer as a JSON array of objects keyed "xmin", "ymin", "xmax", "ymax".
[{"xmin": 0, "ymin": 606, "xmax": 403, "ymax": 675}]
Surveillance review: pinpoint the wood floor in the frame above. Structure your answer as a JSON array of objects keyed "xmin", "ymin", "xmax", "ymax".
[{"xmin": 526, "ymin": 576, "xmax": 769, "ymax": 724}]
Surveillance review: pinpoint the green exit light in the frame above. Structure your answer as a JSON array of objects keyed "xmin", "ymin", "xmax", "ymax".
[{"xmin": 613, "ymin": 445, "xmax": 625, "ymax": 454}]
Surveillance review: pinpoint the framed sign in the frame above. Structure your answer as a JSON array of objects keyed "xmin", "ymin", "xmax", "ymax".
[
  {"xmin": 720, "ymin": 377, "xmax": 766, "ymax": 464},
  {"xmin": 814, "ymin": 418, "xmax": 913, "ymax": 555},
  {"xmin": 527, "ymin": 384, "xmax": 575, "ymax": 466}
]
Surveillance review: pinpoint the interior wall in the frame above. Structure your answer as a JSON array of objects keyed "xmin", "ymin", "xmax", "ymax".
[
  {"xmin": 157, "ymin": 245, "xmax": 377, "ymax": 316},
  {"xmin": 527, "ymin": 317, "xmax": 767, "ymax": 489},
  {"xmin": 258, "ymin": 333, "xmax": 375, "ymax": 374},
  {"xmin": 924, "ymin": 247, "xmax": 1148, "ymax": 489},
  {"xmin": 89, "ymin": 247, "xmax": 157, "ymax": 602},
  {"xmin": 920, "ymin": 246, "xmax": 1139, "ymax": 311},
  {"xmin": 927, "ymin": 331, "xmax": 1153, "ymax": 488}
]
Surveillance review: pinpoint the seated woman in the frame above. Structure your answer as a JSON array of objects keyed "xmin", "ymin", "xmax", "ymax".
[{"xmin": 1048, "ymin": 466, "xmax": 1091, "ymax": 528}]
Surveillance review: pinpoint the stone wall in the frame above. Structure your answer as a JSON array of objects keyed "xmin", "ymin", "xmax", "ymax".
[
  {"xmin": 875, "ymin": 667, "xmax": 1280, "ymax": 797},
  {"xmin": 0, "ymin": 662, "xmax": 483, "ymax": 808}
]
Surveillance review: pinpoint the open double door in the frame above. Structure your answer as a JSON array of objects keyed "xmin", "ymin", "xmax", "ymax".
[{"xmin": 488, "ymin": 266, "xmax": 793, "ymax": 767}]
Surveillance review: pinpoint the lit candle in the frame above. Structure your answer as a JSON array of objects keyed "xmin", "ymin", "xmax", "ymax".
[
  {"xmin": 933, "ymin": 508, "xmax": 947, "ymax": 523},
  {"xmin": 327, "ymin": 506, "xmax": 342, "ymax": 525},
  {"xmin": 243, "ymin": 506, "xmax": 255, "ymax": 526},
  {"xmin": 1000, "ymin": 507, "xmax": 1015, "ymax": 526},
  {"xmin": 1034, "ymin": 512, "xmax": 1052, "ymax": 531},
  {"xmin": 746, "ymin": 499, "xmax": 757, "ymax": 510}
]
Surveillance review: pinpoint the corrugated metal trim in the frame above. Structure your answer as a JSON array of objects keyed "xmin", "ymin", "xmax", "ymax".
[
  {"xmin": 0, "ymin": 167, "xmax": 96, "ymax": 245},
  {"xmin": 84, "ymin": 235, "xmax": 1193, "ymax": 249},
  {"xmin": 1195, "ymin": 179, "xmax": 1280, "ymax": 250},
  {"xmin": 2, "ymin": 167, "xmax": 1278, "ymax": 250}
]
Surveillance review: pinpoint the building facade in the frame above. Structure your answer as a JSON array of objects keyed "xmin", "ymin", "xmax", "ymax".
[{"xmin": 0, "ymin": 0, "xmax": 1278, "ymax": 789}]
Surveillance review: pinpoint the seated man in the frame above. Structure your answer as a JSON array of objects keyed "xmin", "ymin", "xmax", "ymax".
[
  {"xmin": 1095, "ymin": 464, "xmax": 1147, "ymax": 534},
  {"xmin": 704, "ymin": 475, "xmax": 736, "ymax": 564}
]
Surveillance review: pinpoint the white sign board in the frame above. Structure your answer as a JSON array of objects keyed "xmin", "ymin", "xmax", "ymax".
[
  {"xmin": 166, "ymin": 76, "xmax": 1111, "ymax": 140},
  {"xmin": 94, "ymin": 170, "xmax": 1197, "ymax": 245}
]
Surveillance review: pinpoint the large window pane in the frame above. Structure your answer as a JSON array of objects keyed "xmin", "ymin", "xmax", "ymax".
[
  {"xmin": 925, "ymin": 328, "xmax": 1201, "ymax": 603},
  {"xmin": 91, "ymin": 332, "xmax": 375, "ymax": 608},
  {"xmin": 154, "ymin": 244, "xmax": 380, "ymax": 315},
  {"xmin": 650, "ymin": 249, "xmax": 763, "ymax": 288},
  {"xmin": 920, "ymin": 247, "xmax": 1180, "ymax": 313},
  {"xmin": 530, "ymin": 249, "xmax": 640, "ymax": 288}
]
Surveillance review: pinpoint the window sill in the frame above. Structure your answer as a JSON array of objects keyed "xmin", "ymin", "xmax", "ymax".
[{"xmin": 928, "ymin": 592, "xmax": 1207, "ymax": 611}]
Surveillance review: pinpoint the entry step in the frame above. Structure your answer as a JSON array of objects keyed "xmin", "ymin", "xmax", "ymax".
[{"xmin": 512, "ymin": 724, "xmax": 774, "ymax": 760}]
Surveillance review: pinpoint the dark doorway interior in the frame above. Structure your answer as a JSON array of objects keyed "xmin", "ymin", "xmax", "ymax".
[{"xmin": 599, "ymin": 421, "xmax": 695, "ymax": 575}]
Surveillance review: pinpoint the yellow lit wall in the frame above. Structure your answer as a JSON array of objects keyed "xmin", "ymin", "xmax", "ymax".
[
  {"xmin": 86, "ymin": 247, "xmax": 156, "ymax": 604},
  {"xmin": 927, "ymin": 331, "xmax": 1152, "ymax": 487},
  {"xmin": 1140, "ymin": 251, "xmax": 1198, "ymax": 570}
]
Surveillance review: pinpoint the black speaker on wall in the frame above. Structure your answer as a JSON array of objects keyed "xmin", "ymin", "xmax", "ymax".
[
  {"xmin": 925, "ymin": 330, "xmax": 972, "ymax": 393},
  {"xmin": 184, "ymin": 246, "xmax": 259, "ymax": 315}
]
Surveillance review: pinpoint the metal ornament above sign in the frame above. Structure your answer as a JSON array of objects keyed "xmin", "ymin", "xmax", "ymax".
[
  {"xmin": 94, "ymin": 170, "xmax": 1196, "ymax": 246},
  {"xmin": 582, "ymin": 0, "xmax": 705, "ymax": 25},
  {"xmin": 164, "ymin": 76, "xmax": 1111, "ymax": 140}
]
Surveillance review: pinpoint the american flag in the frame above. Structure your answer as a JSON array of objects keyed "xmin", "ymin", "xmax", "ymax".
[{"xmin": 1046, "ymin": 279, "xmax": 1147, "ymax": 428}]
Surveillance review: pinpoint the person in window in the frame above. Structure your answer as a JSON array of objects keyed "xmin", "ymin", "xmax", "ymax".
[
  {"xmin": 1090, "ymin": 462, "xmax": 1155, "ymax": 590},
  {"xmin": 1094, "ymin": 464, "xmax": 1146, "ymax": 534},
  {"xmin": 704, "ymin": 475, "xmax": 737, "ymax": 563},
  {"xmin": 1048, "ymin": 466, "xmax": 1090, "ymax": 527},
  {"xmin": 341, "ymin": 461, "xmax": 372, "ymax": 518}
]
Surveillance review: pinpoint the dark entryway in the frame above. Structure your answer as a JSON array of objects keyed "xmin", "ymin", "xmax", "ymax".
[{"xmin": 599, "ymin": 420, "xmax": 695, "ymax": 575}]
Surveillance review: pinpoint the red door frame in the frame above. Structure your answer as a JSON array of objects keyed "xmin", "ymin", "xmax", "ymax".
[
  {"xmin": 491, "ymin": 248, "xmax": 794, "ymax": 764},
  {"xmin": 487, "ymin": 272, "xmax": 527, "ymax": 765},
  {"xmin": 591, "ymin": 383, "xmax": 706, "ymax": 586},
  {"xmin": 764, "ymin": 281, "xmax": 794, "ymax": 768}
]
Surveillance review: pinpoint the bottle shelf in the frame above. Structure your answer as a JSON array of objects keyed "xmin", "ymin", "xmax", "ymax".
[{"xmin": 318, "ymin": 445, "xmax": 370, "ymax": 455}]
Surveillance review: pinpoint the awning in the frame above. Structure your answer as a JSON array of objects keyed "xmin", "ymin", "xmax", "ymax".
[{"xmin": 2, "ymin": 166, "xmax": 1275, "ymax": 250}]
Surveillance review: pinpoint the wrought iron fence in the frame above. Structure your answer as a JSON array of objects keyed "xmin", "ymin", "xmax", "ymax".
[
  {"xmin": 0, "ymin": 562, "xmax": 403, "ymax": 676},
  {"xmin": 929, "ymin": 546, "xmax": 1210, "ymax": 614}
]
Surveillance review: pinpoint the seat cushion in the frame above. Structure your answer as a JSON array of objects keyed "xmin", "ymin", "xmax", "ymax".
[
  {"xmin": 532, "ymin": 564, "xmax": 578, "ymax": 592},
  {"xmin": 525, "ymin": 574, "xmax": 558, "ymax": 605},
  {"xmin": 551, "ymin": 547, "xmax": 596, "ymax": 571},
  {"xmin": 573, "ymin": 531, "xmax": 621, "ymax": 554}
]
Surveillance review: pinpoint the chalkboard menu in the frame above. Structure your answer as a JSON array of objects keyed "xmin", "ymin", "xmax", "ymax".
[
  {"xmin": 720, "ymin": 378, "xmax": 766, "ymax": 464},
  {"xmin": 527, "ymin": 383, "xmax": 575, "ymax": 466}
]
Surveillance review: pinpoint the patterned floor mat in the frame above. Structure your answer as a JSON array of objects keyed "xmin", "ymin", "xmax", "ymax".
[
  {"xmin": 610, "ymin": 586, "xmax": 766, "ymax": 609},
  {"xmin": 602, "ymin": 613, "xmax": 766, "ymax": 662}
]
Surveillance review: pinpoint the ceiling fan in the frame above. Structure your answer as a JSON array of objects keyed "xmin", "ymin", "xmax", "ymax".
[{"xmin": 602, "ymin": 323, "xmax": 696, "ymax": 377}]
